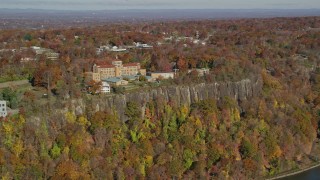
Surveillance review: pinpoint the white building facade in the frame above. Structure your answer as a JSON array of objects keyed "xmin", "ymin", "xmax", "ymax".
[
  {"xmin": 101, "ymin": 82, "xmax": 111, "ymax": 93},
  {"xmin": 0, "ymin": 101, "xmax": 7, "ymax": 118}
]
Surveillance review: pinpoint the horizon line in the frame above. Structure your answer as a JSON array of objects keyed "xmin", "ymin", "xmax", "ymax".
[{"xmin": 1, "ymin": 8, "xmax": 320, "ymax": 11}]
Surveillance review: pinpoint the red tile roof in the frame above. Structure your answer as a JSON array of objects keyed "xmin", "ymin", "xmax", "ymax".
[
  {"xmin": 95, "ymin": 61, "xmax": 140, "ymax": 68},
  {"xmin": 95, "ymin": 61, "xmax": 115, "ymax": 68},
  {"xmin": 98, "ymin": 65, "xmax": 115, "ymax": 68},
  {"xmin": 123, "ymin": 63, "xmax": 140, "ymax": 67}
]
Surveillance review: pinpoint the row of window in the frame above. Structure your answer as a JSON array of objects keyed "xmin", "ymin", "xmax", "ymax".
[
  {"xmin": 99, "ymin": 67, "xmax": 138, "ymax": 71},
  {"xmin": 0, "ymin": 112, "xmax": 7, "ymax": 117},
  {"xmin": 123, "ymin": 67, "xmax": 138, "ymax": 69},
  {"xmin": 101, "ymin": 71, "xmax": 115, "ymax": 73},
  {"xmin": 100, "ymin": 70, "xmax": 137, "ymax": 73}
]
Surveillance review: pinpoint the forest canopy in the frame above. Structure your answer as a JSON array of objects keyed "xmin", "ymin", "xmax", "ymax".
[{"xmin": 0, "ymin": 16, "xmax": 320, "ymax": 179}]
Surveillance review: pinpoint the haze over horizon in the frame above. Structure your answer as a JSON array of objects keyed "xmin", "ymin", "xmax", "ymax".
[{"xmin": 1, "ymin": 0, "xmax": 320, "ymax": 10}]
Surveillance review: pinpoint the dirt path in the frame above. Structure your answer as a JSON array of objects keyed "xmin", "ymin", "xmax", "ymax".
[{"xmin": 0, "ymin": 80, "xmax": 29, "ymax": 89}]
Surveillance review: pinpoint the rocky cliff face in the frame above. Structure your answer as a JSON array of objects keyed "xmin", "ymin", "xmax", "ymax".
[{"xmin": 84, "ymin": 76, "xmax": 263, "ymax": 121}]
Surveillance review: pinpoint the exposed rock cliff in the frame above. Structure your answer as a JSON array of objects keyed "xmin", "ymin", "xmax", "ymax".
[{"xmin": 86, "ymin": 76, "xmax": 263, "ymax": 121}]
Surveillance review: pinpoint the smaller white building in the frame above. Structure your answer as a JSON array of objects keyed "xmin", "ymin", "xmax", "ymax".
[
  {"xmin": 110, "ymin": 46, "xmax": 127, "ymax": 52},
  {"xmin": 0, "ymin": 101, "xmax": 7, "ymax": 118},
  {"xmin": 101, "ymin": 82, "xmax": 111, "ymax": 93},
  {"xmin": 30, "ymin": 46, "xmax": 41, "ymax": 50},
  {"xmin": 134, "ymin": 42, "xmax": 153, "ymax": 49},
  {"xmin": 150, "ymin": 72, "xmax": 175, "ymax": 80},
  {"xmin": 20, "ymin": 57, "xmax": 36, "ymax": 63},
  {"xmin": 96, "ymin": 48, "xmax": 104, "ymax": 55},
  {"xmin": 188, "ymin": 68, "xmax": 210, "ymax": 76}
]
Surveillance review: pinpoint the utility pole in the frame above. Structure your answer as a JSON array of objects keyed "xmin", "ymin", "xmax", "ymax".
[
  {"xmin": 44, "ymin": 70, "xmax": 51, "ymax": 100},
  {"xmin": 47, "ymin": 73, "xmax": 50, "ymax": 96},
  {"xmin": 42, "ymin": 70, "xmax": 52, "ymax": 114}
]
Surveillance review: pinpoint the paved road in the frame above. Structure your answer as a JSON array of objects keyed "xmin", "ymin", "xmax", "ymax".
[{"xmin": 267, "ymin": 162, "xmax": 320, "ymax": 180}]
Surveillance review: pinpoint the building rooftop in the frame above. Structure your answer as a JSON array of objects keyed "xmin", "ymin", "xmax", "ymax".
[
  {"xmin": 95, "ymin": 62, "xmax": 115, "ymax": 68},
  {"xmin": 97, "ymin": 64, "xmax": 115, "ymax": 68},
  {"xmin": 95, "ymin": 61, "xmax": 140, "ymax": 68},
  {"xmin": 146, "ymin": 76, "xmax": 153, "ymax": 80},
  {"xmin": 151, "ymin": 71, "xmax": 175, "ymax": 74},
  {"xmin": 122, "ymin": 75, "xmax": 139, "ymax": 80},
  {"xmin": 102, "ymin": 77, "xmax": 123, "ymax": 83},
  {"xmin": 123, "ymin": 62, "xmax": 140, "ymax": 67}
]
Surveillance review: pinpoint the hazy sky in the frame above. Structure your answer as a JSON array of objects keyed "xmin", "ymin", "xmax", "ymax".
[{"xmin": 1, "ymin": 0, "xmax": 320, "ymax": 10}]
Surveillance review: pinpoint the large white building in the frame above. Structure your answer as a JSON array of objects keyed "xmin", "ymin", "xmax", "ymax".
[
  {"xmin": 0, "ymin": 101, "xmax": 7, "ymax": 118},
  {"xmin": 101, "ymin": 82, "xmax": 111, "ymax": 93}
]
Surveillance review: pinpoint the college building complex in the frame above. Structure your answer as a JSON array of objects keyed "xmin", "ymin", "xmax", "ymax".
[{"xmin": 86, "ymin": 60, "xmax": 146, "ymax": 83}]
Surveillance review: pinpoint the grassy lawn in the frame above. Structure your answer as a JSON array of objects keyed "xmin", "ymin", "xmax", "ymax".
[
  {"xmin": 124, "ymin": 84, "xmax": 140, "ymax": 91},
  {"xmin": 0, "ymin": 79, "xmax": 30, "ymax": 89}
]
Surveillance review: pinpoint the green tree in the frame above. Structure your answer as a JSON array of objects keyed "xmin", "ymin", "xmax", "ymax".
[
  {"xmin": 24, "ymin": 34, "xmax": 32, "ymax": 41},
  {"xmin": 1, "ymin": 88, "xmax": 19, "ymax": 109},
  {"xmin": 240, "ymin": 139, "xmax": 256, "ymax": 158},
  {"xmin": 125, "ymin": 102, "xmax": 141, "ymax": 128},
  {"xmin": 208, "ymin": 143, "xmax": 222, "ymax": 166},
  {"xmin": 113, "ymin": 86, "xmax": 125, "ymax": 94},
  {"xmin": 139, "ymin": 75, "xmax": 147, "ymax": 82},
  {"xmin": 50, "ymin": 143, "xmax": 61, "ymax": 159},
  {"xmin": 183, "ymin": 149, "xmax": 195, "ymax": 169},
  {"xmin": 168, "ymin": 158, "xmax": 185, "ymax": 178}
]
